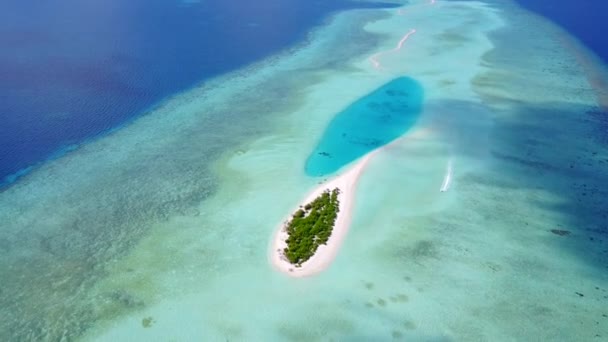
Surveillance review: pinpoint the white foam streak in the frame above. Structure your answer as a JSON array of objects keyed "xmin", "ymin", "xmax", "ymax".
[{"xmin": 440, "ymin": 158, "xmax": 453, "ymax": 192}]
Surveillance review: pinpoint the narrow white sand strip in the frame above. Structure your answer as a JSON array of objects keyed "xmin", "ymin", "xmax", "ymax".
[
  {"xmin": 270, "ymin": 152, "xmax": 376, "ymax": 278},
  {"xmin": 440, "ymin": 158, "xmax": 453, "ymax": 192},
  {"xmin": 368, "ymin": 29, "xmax": 417, "ymax": 69}
]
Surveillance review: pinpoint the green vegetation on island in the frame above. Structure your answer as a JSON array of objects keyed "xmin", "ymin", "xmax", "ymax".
[{"xmin": 284, "ymin": 188, "xmax": 340, "ymax": 266}]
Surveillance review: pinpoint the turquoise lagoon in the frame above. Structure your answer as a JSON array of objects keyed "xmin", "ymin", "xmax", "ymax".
[{"xmin": 305, "ymin": 77, "xmax": 423, "ymax": 176}]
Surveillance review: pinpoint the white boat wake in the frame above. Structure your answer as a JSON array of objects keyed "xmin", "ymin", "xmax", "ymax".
[{"xmin": 440, "ymin": 158, "xmax": 453, "ymax": 192}]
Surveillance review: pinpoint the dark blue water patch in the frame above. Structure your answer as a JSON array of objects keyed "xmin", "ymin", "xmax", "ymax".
[
  {"xmin": 514, "ymin": 0, "xmax": 608, "ymax": 63},
  {"xmin": 0, "ymin": 0, "xmax": 399, "ymax": 188},
  {"xmin": 305, "ymin": 77, "xmax": 424, "ymax": 177}
]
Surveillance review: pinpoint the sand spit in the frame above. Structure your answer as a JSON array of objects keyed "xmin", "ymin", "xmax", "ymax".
[
  {"xmin": 270, "ymin": 152, "xmax": 375, "ymax": 278},
  {"xmin": 369, "ymin": 29, "xmax": 417, "ymax": 69}
]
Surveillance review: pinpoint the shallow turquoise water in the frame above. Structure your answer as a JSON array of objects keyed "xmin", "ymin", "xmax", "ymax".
[
  {"xmin": 305, "ymin": 77, "xmax": 424, "ymax": 176},
  {"xmin": 2, "ymin": 1, "xmax": 608, "ymax": 340}
]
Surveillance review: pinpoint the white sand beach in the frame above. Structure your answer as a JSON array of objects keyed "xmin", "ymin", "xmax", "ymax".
[{"xmin": 270, "ymin": 152, "xmax": 375, "ymax": 277}]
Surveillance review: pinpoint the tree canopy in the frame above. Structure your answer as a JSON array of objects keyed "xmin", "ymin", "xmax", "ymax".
[{"xmin": 284, "ymin": 188, "xmax": 340, "ymax": 265}]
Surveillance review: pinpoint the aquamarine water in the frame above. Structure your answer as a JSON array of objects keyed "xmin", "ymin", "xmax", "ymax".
[
  {"xmin": 305, "ymin": 77, "xmax": 423, "ymax": 176},
  {"xmin": 1, "ymin": 0, "xmax": 608, "ymax": 340}
]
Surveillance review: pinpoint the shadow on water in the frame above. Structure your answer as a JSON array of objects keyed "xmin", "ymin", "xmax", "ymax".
[
  {"xmin": 305, "ymin": 76, "xmax": 424, "ymax": 177},
  {"xmin": 473, "ymin": 98, "xmax": 608, "ymax": 270},
  {"xmin": 381, "ymin": 94, "xmax": 608, "ymax": 272},
  {"xmin": 457, "ymin": 99, "xmax": 608, "ymax": 338},
  {"xmin": 465, "ymin": 2, "xmax": 608, "ymax": 275},
  {"xmin": 375, "ymin": 95, "xmax": 608, "ymax": 338}
]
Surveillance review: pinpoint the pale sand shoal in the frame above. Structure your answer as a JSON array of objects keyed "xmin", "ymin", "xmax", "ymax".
[{"xmin": 269, "ymin": 151, "xmax": 376, "ymax": 278}]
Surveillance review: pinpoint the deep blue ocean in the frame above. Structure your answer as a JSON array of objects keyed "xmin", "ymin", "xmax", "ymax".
[
  {"xmin": 515, "ymin": 0, "xmax": 608, "ymax": 62},
  {"xmin": 0, "ymin": 0, "xmax": 395, "ymax": 187}
]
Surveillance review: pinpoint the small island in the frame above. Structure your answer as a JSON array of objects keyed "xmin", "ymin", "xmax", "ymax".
[
  {"xmin": 283, "ymin": 188, "xmax": 340, "ymax": 265},
  {"xmin": 270, "ymin": 152, "xmax": 375, "ymax": 277}
]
